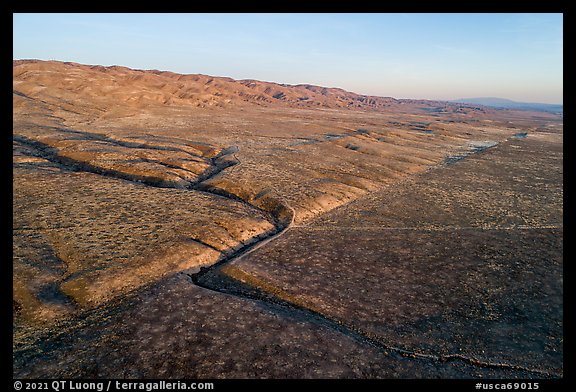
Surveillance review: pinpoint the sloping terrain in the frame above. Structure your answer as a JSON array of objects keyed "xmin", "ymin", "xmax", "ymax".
[
  {"xmin": 13, "ymin": 60, "xmax": 563, "ymax": 378},
  {"xmin": 15, "ymin": 59, "xmax": 497, "ymax": 113},
  {"xmin": 211, "ymin": 132, "xmax": 562, "ymax": 376}
]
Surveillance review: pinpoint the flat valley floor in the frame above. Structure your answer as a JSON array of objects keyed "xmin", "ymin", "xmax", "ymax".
[{"xmin": 13, "ymin": 61, "xmax": 563, "ymax": 379}]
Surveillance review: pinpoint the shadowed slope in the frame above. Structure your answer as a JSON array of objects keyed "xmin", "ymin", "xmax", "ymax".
[{"xmin": 13, "ymin": 60, "xmax": 563, "ymax": 379}]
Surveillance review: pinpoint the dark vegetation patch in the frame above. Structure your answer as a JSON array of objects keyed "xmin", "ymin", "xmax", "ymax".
[{"xmin": 512, "ymin": 132, "xmax": 528, "ymax": 139}]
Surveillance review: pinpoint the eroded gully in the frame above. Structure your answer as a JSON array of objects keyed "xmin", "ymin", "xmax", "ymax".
[{"xmin": 14, "ymin": 132, "xmax": 559, "ymax": 378}]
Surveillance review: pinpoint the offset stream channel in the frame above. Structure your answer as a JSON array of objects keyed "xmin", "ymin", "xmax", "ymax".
[
  {"xmin": 13, "ymin": 130, "xmax": 558, "ymax": 378},
  {"xmin": 187, "ymin": 143, "xmax": 558, "ymax": 379}
]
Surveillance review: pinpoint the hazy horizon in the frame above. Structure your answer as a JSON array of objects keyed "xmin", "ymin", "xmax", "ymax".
[{"xmin": 13, "ymin": 13, "xmax": 563, "ymax": 104}]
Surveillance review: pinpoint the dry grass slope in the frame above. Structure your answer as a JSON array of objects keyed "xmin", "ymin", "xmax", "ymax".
[{"xmin": 13, "ymin": 60, "xmax": 563, "ymax": 378}]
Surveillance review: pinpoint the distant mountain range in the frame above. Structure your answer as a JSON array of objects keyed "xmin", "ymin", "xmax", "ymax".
[
  {"xmin": 13, "ymin": 60, "xmax": 562, "ymax": 117},
  {"xmin": 450, "ymin": 97, "xmax": 563, "ymax": 113}
]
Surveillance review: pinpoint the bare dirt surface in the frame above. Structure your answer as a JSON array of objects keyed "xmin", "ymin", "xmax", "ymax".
[{"xmin": 13, "ymin": 60, "xmax": 563, "ymax": 379}]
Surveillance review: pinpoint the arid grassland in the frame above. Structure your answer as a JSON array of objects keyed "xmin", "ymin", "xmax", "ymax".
[{"xmin": 13, "ymin": 60, "xmax": 562, "ymax": 378}]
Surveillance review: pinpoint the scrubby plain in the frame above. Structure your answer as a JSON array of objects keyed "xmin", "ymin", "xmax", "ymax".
[{"xmin": 13, "ymin": 60, "xmax": 563, "ymax": 378}]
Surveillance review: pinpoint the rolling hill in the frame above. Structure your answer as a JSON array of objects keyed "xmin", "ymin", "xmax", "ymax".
[{"xmin": 451, "ymin": 97, "xmax": 563, "ymax": 113}]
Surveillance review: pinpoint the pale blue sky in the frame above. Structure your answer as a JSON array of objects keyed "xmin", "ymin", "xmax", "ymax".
[{"xmin": 13, "ymin": 13, "xmax": 563, "ymax": 104}]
